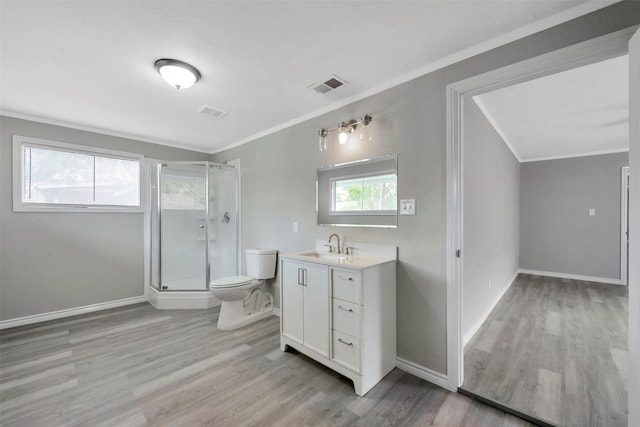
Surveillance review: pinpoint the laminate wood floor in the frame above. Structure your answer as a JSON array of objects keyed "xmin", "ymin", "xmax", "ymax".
[
  {"xmin": 462, "ymin": 274, "xmax": 628, "ymax": 427},
  {"xmin": 0, "ymin": 303, "xmax": 534, "ymax": 427}
]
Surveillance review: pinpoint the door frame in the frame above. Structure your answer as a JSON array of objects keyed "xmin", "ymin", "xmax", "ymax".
[
  {"xmin": 445, "ymin": 25, "xmax": 638, "ymax": 390},
  {"xmin": 621, "ymin": 166, "xmax": 630, "ymax": 286}
]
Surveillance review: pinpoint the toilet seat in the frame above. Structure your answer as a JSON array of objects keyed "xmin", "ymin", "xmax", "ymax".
[{"xmin": 210, "ymin": 275, "xmax": 257, "ymax": 289}]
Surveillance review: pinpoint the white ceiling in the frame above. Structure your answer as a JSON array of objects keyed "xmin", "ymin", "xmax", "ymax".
[
  {"xmin": 474, "ymin": 54, "xmax": 628, "ymax": 162},
  {"xmin": 0, "ymin": 1, "xmax": 616, "ymax": 153}
]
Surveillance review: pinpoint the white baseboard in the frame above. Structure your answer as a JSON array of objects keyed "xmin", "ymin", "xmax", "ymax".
[
  {"xmin": 272, "ymin": 307, "xmax": 281, "ymax": 317},
  {"xmin": 147, "ymin": 287, "xmax": 221, "ymax": 309},
  {"xmin": 463, "ymin": 271, "xmax": 518, "ymax": 346},
  {"xmin": 396, "ymin": 357, "xmax": 453, "ymax": 391},
  {"xmin": 518, "ymin": 269, "xmax": 622, "ymax": 285},
  {"xmin": 0, "ymin": 296, "xmax": 146, "ymax": 330}
]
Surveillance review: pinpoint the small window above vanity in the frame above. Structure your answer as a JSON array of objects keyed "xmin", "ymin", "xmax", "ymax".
[{"xmin": 317, "ymin": 155, "xmax": 397, "ymax": 228}]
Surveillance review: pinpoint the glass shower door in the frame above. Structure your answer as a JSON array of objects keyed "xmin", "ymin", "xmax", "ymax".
[
  {"xmin": 209, "ymin": 165, "xmax": 238, "ymax": 281},
  {"xmin": 158, "ymin": 163, "xmax": 208, "ymax": 290}
]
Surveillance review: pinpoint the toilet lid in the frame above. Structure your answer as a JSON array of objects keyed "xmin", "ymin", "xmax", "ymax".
[{"xmin": 210, "ymin": 275, "xmax": 255, "ymax": 289}]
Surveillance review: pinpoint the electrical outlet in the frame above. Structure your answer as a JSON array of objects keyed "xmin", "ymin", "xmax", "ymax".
[
  {"xmin": 589, "ymin": 208, "xmax": 596, "ymax": 216},
  {"xmin": 400, "ymin": 199, "xmax": 416, "ymax": 215},
  {"xmin": 488, "ymin": 279, "xmax": 492, "ymax": 290},
  {"xmin": 293, "ymin": 222, "xmax": 298, "ymax": 233}
]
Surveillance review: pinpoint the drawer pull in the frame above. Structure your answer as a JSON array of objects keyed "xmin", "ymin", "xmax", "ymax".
[
  {"xmin": 337, "ymin": 275, "xmax": 354, "ymax": 281},
  {"xmin": 337, "ymin": 338, "xmax": 354, "ymax": 346},
  {"xmin": 337, "ymin": 305, "xmax": 354, "ymax": 313}
]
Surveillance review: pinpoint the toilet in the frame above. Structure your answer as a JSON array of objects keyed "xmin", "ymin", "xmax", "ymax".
[{"xmin": 210, "ymin": 248, "xmax": 277, "ymax": 330}]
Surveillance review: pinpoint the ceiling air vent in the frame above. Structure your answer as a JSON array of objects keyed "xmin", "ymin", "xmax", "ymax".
[
  {"xmin": 197, "ymin": 105, "xmax": 228, "ymax": 119},
  {"xmin": 308, "ymin": 75, "xmax": 348, "ymax": 94}
]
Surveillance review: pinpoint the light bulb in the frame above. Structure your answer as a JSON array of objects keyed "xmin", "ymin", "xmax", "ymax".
[
  {"xmin": 339, "ymin": 131, "xmax": 348, "ymax": 144},
  {"xmin": 154, "ymin": 59, "xmax": 201, "ymax": 90},
  {"xmin": 159, "ymin": 65, "xmax": 197, "ymax": 89}
]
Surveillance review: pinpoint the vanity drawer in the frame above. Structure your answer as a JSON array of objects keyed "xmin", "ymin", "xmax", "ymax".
[
  {"xmin": 332, "ymin": 269, "xmax": 361, "ymax": 304},
  {"xmin": 332, "ymin": 299, "xmax": 360, "ymax": 337},
  {"xmin": 332, "ymin": 330, "xmax": 361, "ymax": 372}
]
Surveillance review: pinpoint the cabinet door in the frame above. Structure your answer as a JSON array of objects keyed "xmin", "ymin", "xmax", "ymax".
[
  {"xmin": 302, "ymin": 263, "xmax": 329, "ymax": 357},
  {"xmin": 281, "ymin": 259, "xmax": 304, "ymax": 344}
]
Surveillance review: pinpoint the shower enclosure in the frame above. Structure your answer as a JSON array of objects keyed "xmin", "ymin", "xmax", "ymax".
[{"xmin": 150, "ymin": 161, "xmax": 238, "ymax": 291}]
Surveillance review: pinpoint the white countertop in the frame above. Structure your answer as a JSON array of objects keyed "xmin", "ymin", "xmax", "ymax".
[
  {"xmin": 280, "ymin": 251, "xmax": 396, "ymax": 269},
  {"xmin": 281, "ymin": 241, "xmax": 397, "ymax": 270}
]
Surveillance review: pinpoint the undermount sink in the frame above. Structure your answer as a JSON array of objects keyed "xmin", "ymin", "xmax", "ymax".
[{"xmin": 298, "ymin": 251, "xmax": 347, "ymax": 260}]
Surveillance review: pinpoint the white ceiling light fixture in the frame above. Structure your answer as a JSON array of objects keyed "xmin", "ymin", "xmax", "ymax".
[{"xmin": 154, "ymin": 58, "xmax": 201, "ymax": 90}]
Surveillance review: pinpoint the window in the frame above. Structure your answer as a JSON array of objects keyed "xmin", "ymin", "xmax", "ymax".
[
  {"xmin": 13, "ymin": 136, "xmax": 142, "ymax": 212},
  {"xmin": 331, "ymin": 172, "xmax": 397, "ymax": 215},
  {"xmin": 160, "ymin": 166, "xmax": 206, "ymax": 210}
]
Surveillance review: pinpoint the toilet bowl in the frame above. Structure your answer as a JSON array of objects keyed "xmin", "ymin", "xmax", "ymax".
[{"xmin": 210, "ymin": 249, "xmax": 277, "ymax": 330}]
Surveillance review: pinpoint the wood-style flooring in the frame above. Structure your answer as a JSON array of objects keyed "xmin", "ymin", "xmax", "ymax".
[
  {"xmin": 0, "ymin": 303, "xmax": 534, "ymax": 426},
  {"xmin": 463, "ymin": 274, "xmax": 628, "ymax": 427}
]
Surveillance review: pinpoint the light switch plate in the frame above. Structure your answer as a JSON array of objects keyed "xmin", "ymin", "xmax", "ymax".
[
  {"xmin": 400, "ymin": 199, "xmax": 416, "ymax": 215},
  {"xmin": 589, "ymin": 208, "xmax": 596, "ymax": 216}
]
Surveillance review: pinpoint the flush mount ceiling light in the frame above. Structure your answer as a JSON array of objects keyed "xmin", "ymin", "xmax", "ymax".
[
  {"xmin": 154, "ymin": 58, "xmax": 201, "ymax": 90},
  {"xmin": 318, "ymin": 114, "xmax": 372, "ymax": 152}
]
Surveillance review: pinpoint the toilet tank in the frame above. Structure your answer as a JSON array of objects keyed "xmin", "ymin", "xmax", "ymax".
[{"xmin": 245, "ymin": 248, "xmax": 278, "ymax": 279}]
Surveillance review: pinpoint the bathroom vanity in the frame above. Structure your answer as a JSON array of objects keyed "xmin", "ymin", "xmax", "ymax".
[{"xmin": 279, "ymin": 241, "xmax": 396, "ymax": 396}]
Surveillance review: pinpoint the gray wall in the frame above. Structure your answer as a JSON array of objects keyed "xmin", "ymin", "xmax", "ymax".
[
  {"xmin": 520, "ymin": 152, "xmax": 628, "ymax": 280},
  {"xmin": 212, "ymin": 2, "xmax": 640, "ymax": 374},
  {"xmin": 0, "ymin": 116, "xmax": 209, "ymax": 321},
  {"xmin": 462, "ymin": 98, "xmax": 520, "ymax": 342}
]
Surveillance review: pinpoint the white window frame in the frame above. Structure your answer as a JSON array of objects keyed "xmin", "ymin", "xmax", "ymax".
[
  {"xmin": 12, "ymin": 135, "xmax": 144, "ymax": 213},
  {"xmin": 330, "ymin": 170, "xmax": 397, "ymax": 216}
]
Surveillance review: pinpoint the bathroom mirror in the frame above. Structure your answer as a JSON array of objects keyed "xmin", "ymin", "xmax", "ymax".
[{"xmin": 317, "ymin": 154, "xmax": 397, "ymax": 228}]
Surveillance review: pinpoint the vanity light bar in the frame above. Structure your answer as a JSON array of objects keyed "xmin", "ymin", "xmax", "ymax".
[{"xmin": 318, "ymin": 114, "xmax": 373, "ymax": 152}]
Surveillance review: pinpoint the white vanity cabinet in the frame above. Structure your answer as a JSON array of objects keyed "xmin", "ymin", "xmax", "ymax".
[
  {"xmin": 280, "ymin": 259, "xmax": 330, "ymax": 357},
  {"xmin": 280, "ymin": 250, "xmax": 396, "ymax": 396}
]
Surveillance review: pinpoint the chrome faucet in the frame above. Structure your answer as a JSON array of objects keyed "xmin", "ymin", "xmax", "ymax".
[{"xmin": 328, "ymin": 233, "xmax": 341, "ymax": 254}]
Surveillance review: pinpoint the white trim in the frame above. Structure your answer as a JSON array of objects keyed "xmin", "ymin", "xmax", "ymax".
[
  {"xmin": 519, "ymin": 268, "xmax": 623, "ymax": 285},
  {"xmin": 621, "ymin": 166, "xmax": 630, "ymax": 286},
  {"xmin": 1, "ymin": 2, "xmax": 620, "ymax": 156},
  {"xmin": 472, "ymin": 97, "xmax": 522, "ymax": 162},
  {"xmin": 0, "ymin": 296, "xmax": 146, "ymax": 330},
  {"xmin": 626, "ymin": 26, "xmax": 640, "ymax": 427},
  {"xmin": 463, "ymin": 271, "xmax": 518, "ymax": 347},
  {"xmin": 521, "ymin": 148, "xmax": 629, "ymax": 163},
  {"xmin": 272, "ymin": 307, "xmax": 281, "ymax": 317},
  {"xmin": 210, "ymin": 0, "xmax": 619, "ymax": 155},
  {"xmin": 1, "ymin": 110, "xmax": 208, "ymax": 154},
  {"xmin": 446, "ymin": 26, "xmax": 636, "ymax": 391},
  {"xmin": 445, "ymin": 60, "xmax": 464, "ymax": 391},
  {"xmin": 395, "ymin": 357, "xmax": 453, "ymax": 391},
  {"xmin": 146, "ymin": 287, "xmax": 221, "ymax": 310}
]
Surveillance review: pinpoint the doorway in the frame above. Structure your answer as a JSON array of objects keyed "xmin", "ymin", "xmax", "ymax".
[{"xmin": 446, "ymin": 26, "xmax": 637, "ymax": 426}]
